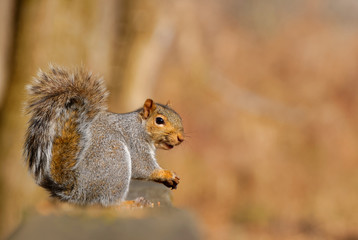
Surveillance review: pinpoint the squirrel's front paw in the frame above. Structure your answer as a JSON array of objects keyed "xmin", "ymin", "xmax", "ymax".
[{"xmin": 150, "ymin": 169, "xmax": 180, "ymax": 190}]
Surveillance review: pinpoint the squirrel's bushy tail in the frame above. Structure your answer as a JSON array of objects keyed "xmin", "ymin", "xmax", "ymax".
[{"xmin": 24, "ymin": 65, "xmax": 108, "ymax": 195}]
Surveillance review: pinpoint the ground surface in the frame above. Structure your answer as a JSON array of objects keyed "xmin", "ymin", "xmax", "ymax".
[{"xmin": 8, "ymin": 180, "xmax": 200, "ymax": 240}]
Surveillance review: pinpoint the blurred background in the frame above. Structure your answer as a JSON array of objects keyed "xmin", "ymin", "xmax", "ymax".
[{"xmin": 1, "ymin": 0, "xmax": 358, "ymax": 239}]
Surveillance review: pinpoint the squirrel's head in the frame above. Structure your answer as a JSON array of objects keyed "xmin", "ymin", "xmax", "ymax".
[{"xmin": 140, "ymin": 99, "xmax": 184, "ymax": 150}]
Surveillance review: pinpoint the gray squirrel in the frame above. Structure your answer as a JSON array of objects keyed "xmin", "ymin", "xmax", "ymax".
[{"xmin": 24, "ymin": 65, "xmax": 184, "ymax": 206}]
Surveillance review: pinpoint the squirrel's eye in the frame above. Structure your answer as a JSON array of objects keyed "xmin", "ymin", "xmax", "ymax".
[{"xmin": 155, "ymin": 117, "xmax": 165, "ymax": 125}]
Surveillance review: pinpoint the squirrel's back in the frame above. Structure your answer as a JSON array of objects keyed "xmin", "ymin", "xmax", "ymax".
[{"xmin": 24, "ymin": 65, "xmax": 108, "ymax": 198}]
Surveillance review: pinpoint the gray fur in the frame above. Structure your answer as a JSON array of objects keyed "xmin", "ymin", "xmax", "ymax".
[
  {"xmin": 24, "ymin": 65, "xmax": 108, "ymax": 185},
  {"xmin": 65, "ymin": 111, "xmax": 161, "ymax": 206},
  {"xmin": 24, "ymin": 65, "xmax": 184, "ymax": 206}
]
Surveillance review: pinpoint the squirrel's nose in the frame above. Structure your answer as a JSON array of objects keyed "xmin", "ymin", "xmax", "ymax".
[{"xmin": 177, "ymin": 134, "xmax": 184, "ymax": 143}]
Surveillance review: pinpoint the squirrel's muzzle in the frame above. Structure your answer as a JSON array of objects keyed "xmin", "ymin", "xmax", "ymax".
[
  {"xmin": 157, "ymin": 132, "xmax": 184, "ymax": 150},
  {"xmin": 177, "ymin": 133, "xmax": 184, "ymax": 143}
]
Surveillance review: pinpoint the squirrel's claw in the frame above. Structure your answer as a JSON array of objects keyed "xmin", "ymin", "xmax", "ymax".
[
  {"xmin": 150, "ymin": 169, "xmax": 180, "ymax": 190},
  {"xmin": 163, "ymin": 176, "xmax": 180, "ymax": 189}
]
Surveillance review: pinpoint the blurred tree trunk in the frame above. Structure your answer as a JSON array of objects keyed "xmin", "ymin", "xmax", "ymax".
[
  {"xmin": 0, "ymin": 0, "xmax": 16, "ymax": 109},
  {"xmin": 0, "ymin": 0, "xmax": 164, "ymax": 237},
  {"xmin": 109, "ymin": 1, "xmax": 174, "ymax": 111},
  {"xmin": 0, "ymin": 0, "xmax": 134, "ymax": 238},
  {"xmin": 110, "ymin": 0, "xmax": 156, "ymax": 110}
]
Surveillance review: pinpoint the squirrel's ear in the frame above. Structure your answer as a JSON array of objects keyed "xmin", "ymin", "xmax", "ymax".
[
  {"xmin": 142, "ymin": 99, "xmax": 156, "ymax": 119},
  {"xmin": 166, "ymin": 100, "xmax": 172, "ymax": 107}
]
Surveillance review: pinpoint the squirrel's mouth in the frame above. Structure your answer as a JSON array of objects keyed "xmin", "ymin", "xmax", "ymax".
[
  {"xmin": 156, "ymin": 142, "xmax": 174, "ymax": 150},
  {"xmin": 155, "ymin": 135, "xmax": 184, "ymax": 150},
  {"xmin": 162, "ymin": 142, "xmax": 174, "ymax": 150}
]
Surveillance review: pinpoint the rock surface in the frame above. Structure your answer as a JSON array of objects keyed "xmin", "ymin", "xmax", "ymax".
[{"xmin": 8, "ymin": 180, "xmax": 200, "ymax": 240}]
